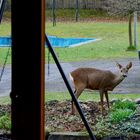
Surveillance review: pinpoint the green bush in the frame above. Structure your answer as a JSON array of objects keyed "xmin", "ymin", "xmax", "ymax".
[
  {"xmin": 126, "ymin": 46, "xmax": 137, "ymax": 51},
  {"xmin": 95, "ymin": 100, "xmax": 139, "ymax": 138},
  {"xmin": 0, "ymin": 114, "xmax": 11, "ymax": 131},
  {"xmin": 109, "ymin": 109, "xmax": 134, "ymax": 123},
  {"xmin": 111, "ymin": 100, "xmax": 137, "ymax": 111},
  {"xmin": 0, "ymin": 109, "xmax": 7, "ymax": 117},
  {"xmin": 109, "ymin": 100, "xmax": 137, "ymax": 123}
]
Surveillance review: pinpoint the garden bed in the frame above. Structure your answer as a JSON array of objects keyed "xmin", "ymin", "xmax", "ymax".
[
  {"xmin": 0, "ymin": 100, "xmax": 140, "ymax": 139},
  {"xmin": 45, "ymin": 100, "xmax": 140, "ymax": 139}
]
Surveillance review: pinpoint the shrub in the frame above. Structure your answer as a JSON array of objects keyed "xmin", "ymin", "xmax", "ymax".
[
  {"xmin": 109, "ymin": 100, "xmax": 137, "ymax": 123},
  {"xmin": 0, "ymin": 114, "xmax": 11, "ymax": 131},
  {"xmin": 109, "ymin": 109, "xmax": 134, "ymax": 123},
  {"xmin": 126, "ymin": 46, "xmax": 137, "ymax": 51},
  {"xmin": 111, "ymin": 100, "xmax": 137, "ymax": 111}
]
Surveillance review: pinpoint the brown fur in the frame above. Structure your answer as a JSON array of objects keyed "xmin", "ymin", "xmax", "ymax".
[{"xmin": 70, "ymin": 62, "xmax": 132, "ymax": 115}]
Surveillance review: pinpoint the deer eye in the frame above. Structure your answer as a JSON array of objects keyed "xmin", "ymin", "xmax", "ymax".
[{"xmin": 121, "ymin": 70, "xmax": 122, "ymax": 72}]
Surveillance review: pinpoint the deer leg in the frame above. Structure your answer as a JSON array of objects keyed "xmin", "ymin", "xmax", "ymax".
[
  {"xmin": 71, "ymin": 90, "xmax": 76, "ymax": 115},
  {"xmin": 71, "ymin": 87, "xmax": 84, "ymax": 115},
  {"xmin": 99, "ymin": 90, "xmax": 104, "ymax": 115},
  {"xmin": 104, "ymin": 91, "xmax": 110, "ymax": 110}
]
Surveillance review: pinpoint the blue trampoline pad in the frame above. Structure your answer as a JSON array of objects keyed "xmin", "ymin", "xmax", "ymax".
[
  {"xmin": 0, "ymin": 37, "xmax": 11, "ymax": 47},
  {"xmin": 0, "ymin": 36, "xmax": 98, "ymax": 48},
  {"xmin": 47, "ymin": 36, "xmax": 97, "ymax": 48}
]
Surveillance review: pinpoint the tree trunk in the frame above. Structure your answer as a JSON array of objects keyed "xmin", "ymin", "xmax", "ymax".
[
  {"xmin": 128, "ymin": 14, "xmax": 133, "ymax": 47},
  {"xmin": 83, "ymin": 0, "xmax": 87, "ymax": 9}
]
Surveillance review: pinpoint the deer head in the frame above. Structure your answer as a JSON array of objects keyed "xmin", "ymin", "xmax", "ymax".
[{"xmin": 116, "ymin": 62, "xmax": 132, "ymax": 78}]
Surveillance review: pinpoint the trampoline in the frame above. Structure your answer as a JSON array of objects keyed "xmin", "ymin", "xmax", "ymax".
[{"xmin": 0, "ymin": 36, "xmax": 100, "ymax": 48}]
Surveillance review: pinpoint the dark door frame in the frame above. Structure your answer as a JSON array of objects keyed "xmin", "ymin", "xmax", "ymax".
[{"xmin": 11, "ymin": 0, "xmax": 45, "ymax": 139}]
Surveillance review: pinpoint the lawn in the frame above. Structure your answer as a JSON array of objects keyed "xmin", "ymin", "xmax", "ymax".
[
  {"xmin": 46, "ymin": 92, "xmax": 140, "ymax": 102},
  {"xmin": 0, "ymin": 21, "xmax": 139, "ymax": 65},
  {"xmin": 45, "ymin": 22, "xmax": 139, "ymax": 62},
  {"xmin": 0, "ymin": 92, "xmax": 139, "ymax": 105}
]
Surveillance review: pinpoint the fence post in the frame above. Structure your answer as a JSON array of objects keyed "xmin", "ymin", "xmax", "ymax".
[
  {"xmin": 75, "ymin": 0, "xmax": 79, "ymax": 22},
  {"xmin": 62, "ymin": 0, "xmax": 65, "ymax": 9},
  {"xmin": 52, "ymin": 0, "xmax": 56, "ymax": 26}
]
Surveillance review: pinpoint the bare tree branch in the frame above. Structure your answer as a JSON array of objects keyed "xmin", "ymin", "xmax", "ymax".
[{"xmin": 103, "ymin": 0, "xmax": 140, "ymax": 16}]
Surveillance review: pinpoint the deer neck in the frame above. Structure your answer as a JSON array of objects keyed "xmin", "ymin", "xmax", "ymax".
[{"xmin": 112, "ymin": 71, "xmax": 125, "ymax": 87}]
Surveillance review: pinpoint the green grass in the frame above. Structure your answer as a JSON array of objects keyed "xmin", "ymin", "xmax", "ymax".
[
  {"xmin": 0, "ymin": 21, "xmax": 11, "ymax": 35},
  {"xmin": 0, "ymin": 21, "xmax": 139, "ymax": 64},
  {"xmin": 0, "ymin": 48, "xmax": 11, "ymax": 66},
  {"xmin": 0, "ymin": 92, "xmax": 139, "ymax": 105},
  {"xmin": 46, "ymin": 22, "xmax": 139, "ymax": 62},
  {"xmin": 0, "ymin": 96, "xmax": 11, "ymax": 105},
  {"xmin": 45, "ymin": 92, "xmax": 140, "ymax": 102},
  {"xmin": 0, "ymin": 21, "xmax": 11, "ymax": 66}
]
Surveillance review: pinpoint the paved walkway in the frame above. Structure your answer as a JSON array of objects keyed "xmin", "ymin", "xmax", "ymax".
[{"xmin": 0, "ymin": 58, "xmax": 140, "ymax": 97}]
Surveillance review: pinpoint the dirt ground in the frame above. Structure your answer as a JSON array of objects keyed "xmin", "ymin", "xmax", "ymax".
[{"xmin": 0, "ymin": 57, "xmax": 140, "ymax": 97}]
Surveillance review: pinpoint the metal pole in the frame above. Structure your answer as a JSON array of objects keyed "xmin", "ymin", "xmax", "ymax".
[
  {"xmin": 75, "ymin": 0, "xmax": 79, "ymax": 22},
  {"xmin": 52, "ymin": 0, "xmax": 56, "ymax": 26},
  {"xmin": 48, "ymin": 50, "xmax": 50, "ymax": 75},
  {"xmin": 0, "ymin": 47, "xmax": 10, "ymax": 82},
  {"xmin": 45, "ymin": 34, "xmax": 96, "ymax": 140},
  {"xmin": 134, "ymin": 11, "xmax": 138, "ymax": 48},
  {"xmin": 0, "ymin": 0, "xmax": 2, "ymax": 9},
  {"xmin": 0, "ymin": 0, "xmax": 6, "ymax": 23},
  {"xmin": 0, "ymin": 0, "xmax": 8, "ymax": 82}
]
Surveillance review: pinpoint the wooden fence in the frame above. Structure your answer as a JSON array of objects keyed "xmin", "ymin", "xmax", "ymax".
[{"xmin": 46, "ymin": 0, "xmax": 107, "ymax": 9}]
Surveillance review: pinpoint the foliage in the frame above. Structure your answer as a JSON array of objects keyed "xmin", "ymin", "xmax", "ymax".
[
  {"xmin": 95, "ymin": 100, "xmax": 139, "ymax": 138},
  {"xmin": 109, "ymin": 100, "xmax": 137, "ymax": 123},
  {"xmin": 0, "ymin": 114, "xmax": 11, "ymax": 131},
  {"xmin": 108, "ymin": 109, "xmax": 134, "ymax": 123},
  {"xmin": 111, "ymin": 100, "xmax": 137, "ymax": 111},
  {"xmin": 127, "ymin": 46, "xmax": 137, "ymax": 51},
  {"xmin": 0, "ymin": 105, "xmax": 11, "ymax": 132},
  {"xmin": 104, "ymin": 0, "xmax": 140, "ymax": 16},
  {"xmin": 46, "ymin": 9, "xmax": 109, "ymax": 21},
  {"xmin": 0, "ymin": 108, "xmax": 7, "ymax": 117}
]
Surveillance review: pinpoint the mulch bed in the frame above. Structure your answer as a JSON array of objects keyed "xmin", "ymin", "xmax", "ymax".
[
  {"xmin": 0, "ymin": 101, "xmax": 106, "ymax": 133},
  {"xmin": 45, "ymin": 100, "xmax": 107, "ymax": 132},
  {"xmin": 0, "ymin": 100, "xmax": 140, "ymax": 140}
]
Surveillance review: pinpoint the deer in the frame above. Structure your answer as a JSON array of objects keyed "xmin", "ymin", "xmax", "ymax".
[{"xmin": 69, "ymin": 62, "xmax": 132, "ymax": 115}]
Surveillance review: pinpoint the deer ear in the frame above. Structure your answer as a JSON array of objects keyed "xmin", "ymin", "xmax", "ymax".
[
  {"xmin": 116, "ymin": 62, "xmax": 122, "ymax": 69},
  {"xmin": 126, "ymin": 62, "xmax": 132, "ymax": 70}
]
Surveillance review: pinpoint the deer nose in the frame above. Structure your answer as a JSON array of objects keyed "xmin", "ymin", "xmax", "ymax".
[{"xmin": 123, "ymin": 75, "xmax": 127, "ymax": 78}]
